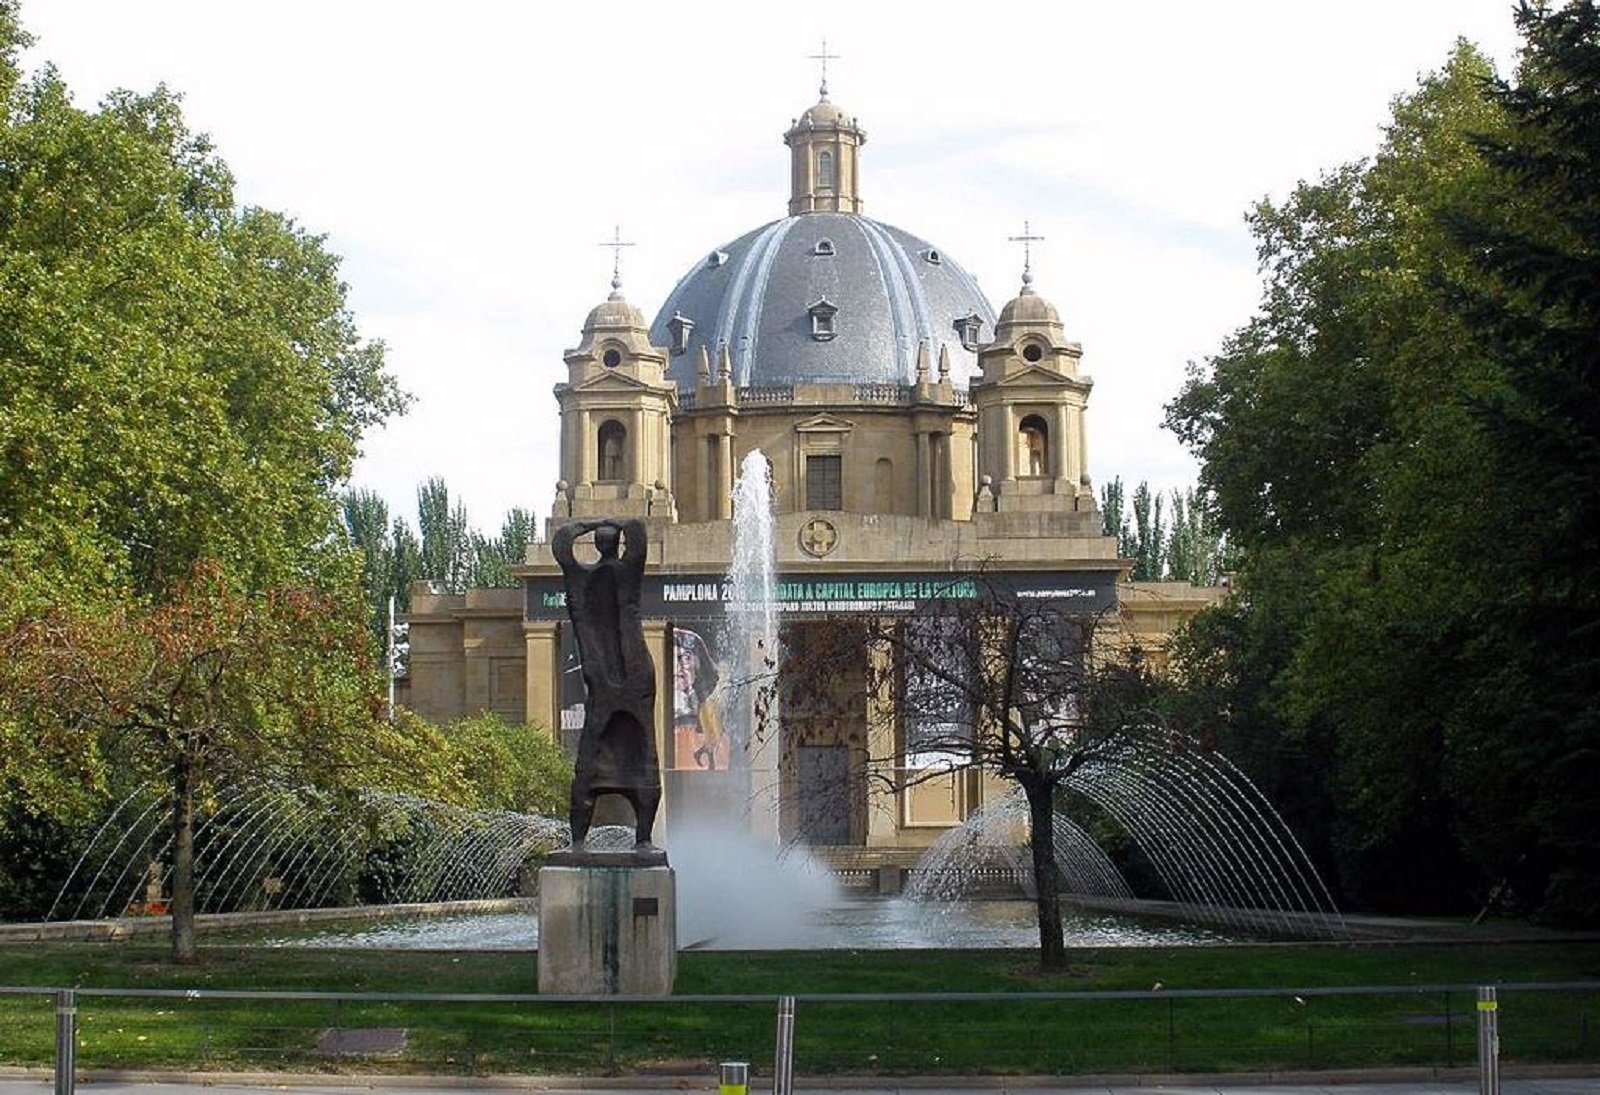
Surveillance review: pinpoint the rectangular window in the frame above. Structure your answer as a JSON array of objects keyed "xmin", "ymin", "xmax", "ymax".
[{"xmin": 806, "ymin": 454, "xmax": 843, "ymax": 510}]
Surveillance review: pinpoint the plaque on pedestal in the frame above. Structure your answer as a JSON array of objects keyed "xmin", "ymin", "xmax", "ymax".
[{"xmin": 537, "ymin": 864, "xmax": 676, "ymax": 995}]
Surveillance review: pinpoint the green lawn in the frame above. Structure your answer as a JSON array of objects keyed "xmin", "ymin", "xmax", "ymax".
[{"xmin": 0, "ymin": 940, "xmax": 1596, "ymax": 1076}]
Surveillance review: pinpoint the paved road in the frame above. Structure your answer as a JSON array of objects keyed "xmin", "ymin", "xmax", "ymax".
[{"xmin": 3, "ymin": 1077, "xmax": 1600, "ymax": 1095}]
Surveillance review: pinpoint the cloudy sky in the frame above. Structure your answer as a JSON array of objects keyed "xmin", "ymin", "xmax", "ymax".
[{"xmin": 22, "ymin": 2, "xmax": 1525, "ymax": 534}]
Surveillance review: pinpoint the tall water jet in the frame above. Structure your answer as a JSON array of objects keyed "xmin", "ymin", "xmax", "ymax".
[{"xmin": 725, "ymin": 448, "xmax": 781, "ymax": 838}]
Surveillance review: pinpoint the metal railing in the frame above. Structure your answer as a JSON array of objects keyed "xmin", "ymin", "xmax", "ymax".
[{"xmin": 2, "ymin": 981, "xmax": 1585, "ymax": 1092}]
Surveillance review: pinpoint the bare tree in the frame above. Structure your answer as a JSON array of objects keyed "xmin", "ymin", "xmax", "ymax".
[{"xmin": 775, "ymin": 577, "xmax": 1158, "ymax": 970}]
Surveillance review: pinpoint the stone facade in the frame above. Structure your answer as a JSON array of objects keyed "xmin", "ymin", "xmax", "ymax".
[{"xmin": 403, "ymin": 89, "xmax": 1225, "ymax": 856}]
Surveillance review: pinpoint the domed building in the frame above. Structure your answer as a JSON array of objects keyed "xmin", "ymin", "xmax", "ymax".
[{"xmin": 404, "ymin": 90, "xmax": 1221, "ymax": 859}]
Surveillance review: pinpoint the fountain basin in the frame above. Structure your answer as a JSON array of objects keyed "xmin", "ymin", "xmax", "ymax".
[{"xmin": 260, "ymin": 898, "xmax": 1238, "ymax": 951}]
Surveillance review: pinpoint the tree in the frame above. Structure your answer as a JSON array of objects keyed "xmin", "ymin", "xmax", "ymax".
[
  {"xmin": 467, "ymin": 506, "xmax": 537, "ymax": 588},
  {"xmin": 1129, "ymin": 482, "xmax": 1165, "ymax": 580},
  {"xmin": 1165, "ymin": 17, "xmax": 1600, "ymax": 920},
  {"xmin": 777, "ymin": 585, "xmax": 1161, "ymax": 970},
  {"xmin": 1166, "ymin": 43, "xmax": 1511, "ymax": 912},
  {"xmin": 0, "ymin": 8, "xmax": 410, "ymax": 950},
  {"xmin": 1439, "ymin": 0, "xmax": 1600, "ymax": 918},
  {"xmin": 1165, "ymin": 488, "xmax": 1230, "ymax": 586},
  {"xmin": 342, "ymin": 488, "xmax": 421, "ymax": 651},
  {"xmin": 1100, "ymin": 478, "xmax": 1134, "ymax": 558},
  {"xmin": 0, "ymin": 49, "xmax": 404, "ymax": 601},
  {"xmin": 1102, "ymin": 477, "xmax": 1228, "ymax": 583},
  {"xmin": 416, "ymin": 478, "xmax": 472, "ymax": 593},
  {"xmin": 0, "ymin": 563, "xmax": 456, "ymax": 960},
  {"xmin": 435, "ymin": 711, "xmax": 572, "ymax": 817}
]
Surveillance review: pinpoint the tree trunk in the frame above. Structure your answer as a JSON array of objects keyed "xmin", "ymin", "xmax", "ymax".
[
  {"xmin": 170, "ymin": 750, "xmax": 198, "ymax": 964},
  {"xmin": 1022, "ymin": 775, "xmax": 1066, "ymax": 970}
]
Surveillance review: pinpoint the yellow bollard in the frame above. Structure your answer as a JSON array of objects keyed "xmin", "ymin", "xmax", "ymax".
[{"xmin": 720, "ymin": 1060, "xmax": 749, "ymax": 1095}]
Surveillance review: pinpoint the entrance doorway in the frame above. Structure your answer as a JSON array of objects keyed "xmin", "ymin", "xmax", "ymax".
[{"xmin": 795, "ymin": 744, "xmax": 852, "ymax": 845}]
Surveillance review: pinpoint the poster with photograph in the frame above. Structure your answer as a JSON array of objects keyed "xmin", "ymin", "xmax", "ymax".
[{"xmin": 671, "ymin": 626, "xmax": 731, "ymax": 771}]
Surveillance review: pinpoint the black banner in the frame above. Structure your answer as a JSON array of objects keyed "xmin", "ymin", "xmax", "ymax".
[{"xmin": 526, "ymin": 568, "xmax": 1117, "ymax": 622}]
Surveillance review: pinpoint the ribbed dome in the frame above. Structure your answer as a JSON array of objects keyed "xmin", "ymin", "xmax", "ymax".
[{"xmin": 651, "ymin": 213, "xmax": 996, "ymax": 390}]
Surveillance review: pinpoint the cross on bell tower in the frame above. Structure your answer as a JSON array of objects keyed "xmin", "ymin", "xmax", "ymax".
[
  {"xmin": 1007, "ymin": 220, "xmax": 1045, "ymax": 289},
  {"xmin": 599, "ymin": 224, "xmax": 636, "ymax": 295}
]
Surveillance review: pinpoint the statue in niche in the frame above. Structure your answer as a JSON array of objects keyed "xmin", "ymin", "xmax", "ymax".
[
  {"xmin": 599, "ymin": 430, "xmax": 624, "ymax": 482},
  {"xmin": 552, "ymin": 517, "xmax": 663, "ymax": 859}
]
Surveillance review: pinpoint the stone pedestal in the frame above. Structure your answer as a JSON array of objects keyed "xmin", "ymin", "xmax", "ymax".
[{"xmin": 537, "ymin": 863, "xmax": 676, "ymax": 995}]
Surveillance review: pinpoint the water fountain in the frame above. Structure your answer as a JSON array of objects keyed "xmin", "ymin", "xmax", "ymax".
[
  {"xmin": 905, "ymin": 741, "xmax": 1344, "ymax": 938},
  {"xmin": 723, "ymin": 448, "xmax": 782, "ymax": 837},
  {"xmin": 42, "ymin": 782, "xmax": 567, "ymax": 922},
  {"xmin": 29, "ymin": 442, "xmax": 1342, "ymax": 946}
]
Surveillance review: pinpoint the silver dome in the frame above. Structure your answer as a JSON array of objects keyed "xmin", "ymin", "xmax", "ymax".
[{"xmin": 650, "ymin": 213, "xmax": 996, "ymax": 391}]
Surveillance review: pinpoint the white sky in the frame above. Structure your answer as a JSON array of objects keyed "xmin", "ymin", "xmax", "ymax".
[{"xmin": 21, "ymin": 2, "xmax": 1525, "ymax": 534}]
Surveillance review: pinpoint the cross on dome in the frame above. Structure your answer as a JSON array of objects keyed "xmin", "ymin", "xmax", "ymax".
[{"xmin": 808, "ymin": 38, "xmax": 839, "ymax": 102}]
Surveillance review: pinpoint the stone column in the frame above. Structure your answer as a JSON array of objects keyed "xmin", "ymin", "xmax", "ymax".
[
  {"xmin": 629, "ymin": 408, "xmax": 643, "ymax": 486},
  {"xmin": 1076, "ymin": 404, "xmax": 1090, "ymax": 494},
  {"xmin": 718, "ymin": 432, "xmax": 734, "ymax": 519},
  {"xmin": 578, "ymin": 409, "xmax": 593, "ymax": 484},
  {"xmin": 915, "ymin": 431, "xmax": 931, "ymax": 517},
  {"xmin": 524, "ymin": 622, "xmax": 561, "ymax": 740},
  {"xmin": 1054, "ymin": 403, "xmax": 1072, "ymax": 490},
  {"xmin": 936, "ymin": 431, "xmax": 952, "ymax": 520},
  {"xmin": 1000, "ymin": 406, "xmax": 1015, "ymax": 482}
]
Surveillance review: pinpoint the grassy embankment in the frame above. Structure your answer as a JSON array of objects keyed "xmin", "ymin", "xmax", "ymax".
[{"xmin": 1, "ymin": 940, "xmax": 1597, "ymax": 1076}]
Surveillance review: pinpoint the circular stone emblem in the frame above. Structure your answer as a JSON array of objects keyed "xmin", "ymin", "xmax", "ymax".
[{"xmin": 799, "ymin": 516, "xmax": 839, "ymax": 558}]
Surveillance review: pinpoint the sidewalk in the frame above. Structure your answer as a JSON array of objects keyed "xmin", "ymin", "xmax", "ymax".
[{"xmin": 2, "ymin": 1070, "xmax": 1599, "ymax": 1095}]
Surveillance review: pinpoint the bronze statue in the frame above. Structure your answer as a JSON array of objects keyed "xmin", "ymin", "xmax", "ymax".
[{"xmin": 551, "ymin": 517, "xmax": 662, "ymax": 855}]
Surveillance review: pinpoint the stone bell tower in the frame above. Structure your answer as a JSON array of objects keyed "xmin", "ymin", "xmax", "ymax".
[
  {"xmin": 970, "ymin": 262, "xmax": 1095, "ymax": 515},
  {"xmin": 783, "ymin": 61, "xmax": 866, "ymax": 216},
  {"xmin": 552, "ymin": 271, "xmax": 678, "ymax": 525}
]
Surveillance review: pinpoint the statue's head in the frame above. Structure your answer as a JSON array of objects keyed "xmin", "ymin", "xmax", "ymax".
[{"xmin": 594, "ymin": 525, "xmax": 621, "ymax": 558}]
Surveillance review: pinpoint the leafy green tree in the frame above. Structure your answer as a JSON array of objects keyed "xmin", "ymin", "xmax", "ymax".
[
  {"xmin": 1100, "ymin": 477, "xmax": 1134, "ymax": 558},
  {"xmin": 1437, "ymin": 0, "xmax": 1600, "ymax": 919},
  {"xmin": 1102, "ymin": 477, "xmax": 1226, "ymax": 583},
  {"xmin": 0, "ymin": 564, "xmax": 456, "ymax": 959},
  {"xmin": 1129, "ymin": 482, "xmax": 1165, "ymax": 580},
  {"xmin": 0, "ymin": 54, "xmax": 403, "ymax": 600},
  {"xmin": 342, "ymin": 488, "xmax": 422, "ymax": 650},
  {"xmin": 1166, "ymin": 19, "xmax": 1600, "ymax": 920},
  {"xmin": 416, "ymin": 477, "xmax": 471, "ymax": 593},
  {"xmin": 437, "ymin": 712, "xmax": 571, "ymax": 818},
  {"xmin": 1165, "ymin": 488, "xmax": 1230, "ymax": 586},
  {"xmin": 0, "ymin": 6, "xmax": 411, "ymax": 947},
  {"xmin": 467, "ymin": 506, "xmax": 536, "ymax": 588}
]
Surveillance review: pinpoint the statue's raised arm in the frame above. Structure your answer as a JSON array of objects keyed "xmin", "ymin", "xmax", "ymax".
[
  {"xmin": 552, "ymin": 518, "xmax": 606, "ymax": 572},
  {"xmin": 618, "ymin": 518, "xmax": 648, "ymax": 579}
]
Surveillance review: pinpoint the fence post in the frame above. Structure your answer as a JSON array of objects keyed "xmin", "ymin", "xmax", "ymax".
[
  {"xmin": 1166, "ymin": 996, "xmax": 1176, "ymax": 1072},
  {"xmin": 773, "ymin": 996, "xmax": 796, "ymax": 1095},
  {"xmin": 54, "ymin": 989, "xmax": 76, "ymax": 1095},
  {"xmin": 1444, "ymin": 991, "xmax": 1454, "ymax": 1067},
  {"xmin": 606, "ymin": 1004, "xmax": 617, "ymax": 1074},
  {"xmin": 1477, "ymin": 985, "xmax": 1500, "ymax": 1095}
]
